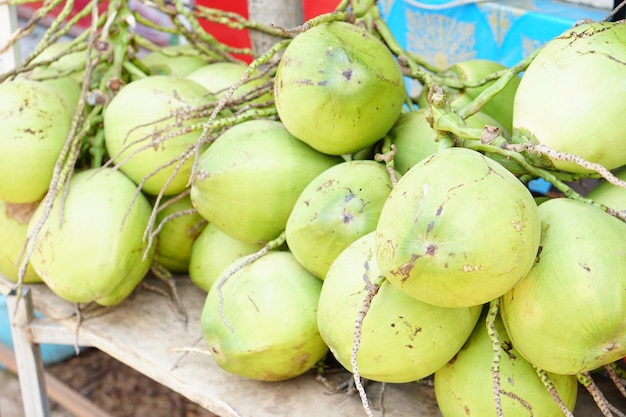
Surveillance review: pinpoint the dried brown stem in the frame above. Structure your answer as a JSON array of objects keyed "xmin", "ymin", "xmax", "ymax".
[
  {"xmin": 578, "ymin": 372, "xmax": 626, "ymax": 417},
  {"xmin": 506, "ymin": 143, "xmax": 626, "ymax": 189}
]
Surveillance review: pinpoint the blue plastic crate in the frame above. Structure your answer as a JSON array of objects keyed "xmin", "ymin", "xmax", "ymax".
[
  {"xmin": 381, "ymin": 0, "xmax": 608, "ymax": 195},
  {"xmin": 0, "ymin": 294, "xmax": 79, "ymax": 368},
  {"xmin": 384, "ymin": 0, "xmax": 609, "ymax": 69}
]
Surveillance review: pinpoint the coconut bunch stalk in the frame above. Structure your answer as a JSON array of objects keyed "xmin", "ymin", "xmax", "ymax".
[
  {"xmin": 0, "ymin": 0, "xmax": 292, "ymax": 301},
  {"xmin": 3, "ymin": 0, "xmax": 626, "ymax": 415}
]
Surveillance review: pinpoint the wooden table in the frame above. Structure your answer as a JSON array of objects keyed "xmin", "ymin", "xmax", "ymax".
[
  {"xmin": 0, "ymin": 274, "xmax": 442, "ymax": 417},
  {"xmin": 3, "ymin": 274, "xmax": 624, "ymax": 417}
]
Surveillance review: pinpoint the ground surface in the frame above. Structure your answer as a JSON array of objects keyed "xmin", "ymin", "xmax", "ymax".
[{"xmin": 1, "ymin": 347, "xmax": 219, "ymax": 417}]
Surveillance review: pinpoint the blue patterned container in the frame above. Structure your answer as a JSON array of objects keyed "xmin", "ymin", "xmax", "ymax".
[
  {"xmin": 383, "ymin": 0, "xmax": 609, "ymax": 70},
  {"xmin": 0, "ymin": 294, "xmax": 79, "ymax": 367},
  {"xmin": 380, "ymin": 0, "xmax": 608, "ymax": 194}
]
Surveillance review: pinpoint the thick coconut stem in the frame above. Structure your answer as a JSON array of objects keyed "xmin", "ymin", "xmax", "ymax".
[
  {"xmin": 577, "ymin": 372, "xmax": 626, "ymax": 417},
  {"xmin": 459, "ymin": 138, "xmax": 626, "ymax": 222},
  {"xmin": 374, "ymin": 137, "xmax": 398, "ymax": 186},
  {"xmin": 216, "ymin": 232, "xmax": 286, "ymax": 332},
  {"xmin": 486, "ymin": 299, "xmax": 504, "ymax": 417},
  {"xmin": 506, "ymin": 142, "xmax": 626, "ymax": 190},
  {"xmin": 148, "ymin": 263, "xmax": 187, "ymax": 323},
  {"xmin": 456, "ymin": 48, "xmax": 539, "ymax": 121},
  {"xmin": 532, "ymin": 365, "xmax": 574, "ymax": 417},
  {"xmin": 605, "ymin": 363, "xmax": 626, "ymax": 398},
  {"xmin": 351, "ymin": 269, "xmax": 385, "ymax": 417}
]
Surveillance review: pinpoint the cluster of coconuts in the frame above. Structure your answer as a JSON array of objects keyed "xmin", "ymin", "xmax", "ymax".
[
  {"xmin": 197, "ymin": 20, "xmax": 626, "ymax": 417},
  {"xmin": 1, "ymin": 15, "xmax": 626, "ymax": 417},
  {"xmin": 0, "ymin": 41, "xmax": 271, "ymax": 305}
]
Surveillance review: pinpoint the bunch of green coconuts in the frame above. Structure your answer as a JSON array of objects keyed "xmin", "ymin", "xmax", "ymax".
[{"xmin": 1, "ymin": 1, "xmax": 625, "ymax": 416}]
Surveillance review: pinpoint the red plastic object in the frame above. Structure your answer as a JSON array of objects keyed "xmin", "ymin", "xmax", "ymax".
[
  {"xmin": 17, "ymin": 0, "xmax": 108, "ymax": 32},
  {"xmin": 302, "ymin": 0, "xmax": 341, "ymax": 20},
  {"xmin": 195, "ymin": 0, "xmax": 253, "ymax": 63},
  {"xmin": 194, "ymin": 0, "xmax": 341, "ymax": 63}
]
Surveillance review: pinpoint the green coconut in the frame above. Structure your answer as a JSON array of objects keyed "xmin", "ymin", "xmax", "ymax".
[
  {"xmin": 0, "ymin": 199, "xmax": 42, "ymax": 283},
  {"xmin": 586, "ymin": 167, "xmax": 626, "ymax": 214},
  {"xmin": 0, "ymin": 79, "xmax": 73, "ymax": 203},
  {"xmin": 141, "ymin": 44, "xmax": 215, "ymax": 77},
  {"xmin": 318, "ymin": 232, "xmax": 481, "ymax": 383},
  {"xmin": 512, "ymin": 22, "xmax": 626, "ymax": 173},
  {"xmin": 201, "ymin": 251, "xmax": 328, "ymax": 381},
  {"xmin": 186, "ymin": 61, "xmax": 273, "ymax": 104},
  {"xmin": 376, "ymin": 147, "xmax": 541, "ymax": 308},
  {"xmin": 418, "ymin": 59, "xmax": 520, "ymax": 134},
  {"xmin": 388, "ymin": 108, "xmax": 508, "ymax": 175},
  {"xmin": 286, "ymin": 160, "xmax": 394, "ymax": 279},
  {"xmin": 435, "ymin": 310, "xmax": 578, "ymax": 417},
  {"xmin": 190, "ymin": 119, "xmax": 342, "ymax": 244},
  {"xmin": 500, "ymin": 198, "xmax": 626, "ymax": 375},
  {"xmin": 28, "ymin": 168, "xmax": 155, "ymax": 306},
  {"xmin": 154, "ymin": 194, "xmax": 206, "ymax": 274},
  {"xmin": 274, "ymin": 21, "xmax": 406, "ymax": 155},
  {"xmin": 188, "ymin": 223, "xmax": 266, "ymax": 292},
  {"xmin": 104, "ymin": 75, "xmax": 219, "ymax": 196}
]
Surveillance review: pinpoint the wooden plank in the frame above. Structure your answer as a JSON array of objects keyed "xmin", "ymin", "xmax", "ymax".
[
  {"xmin": 0, "ymin": 3, "xmax": 19, "ymax": 73},
  {"xmin": 0, "ymin": 275, "xmax": 442, "ymax": 417},
  {"xmin": 5, "ymin": 288, "xmax": 51, "ymax": 417},
  {"xmin": 0, "ymin": 342, "xmax": 116, "ymax": 417}
]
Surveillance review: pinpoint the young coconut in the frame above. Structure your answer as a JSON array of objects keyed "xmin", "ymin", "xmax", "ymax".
[
  {"xmin": 0, "ymin": 199, "xmax": 42, "ymax": 283},
  {"xmin": 27, "ymin": 168, "xmax": 155, "ymax": 306},
  {"xmin": 586, "ymin": 166, "xmax": 626, "ymax": 214},
  {"xmin": 512, "ymin": 22, "xmax": 626, "ymax": 173},
  {"xmin": 201, "ymin": 251, "xmax": 328, "ymax": 381},
  {"xmin": 500, "ymin": 198, "xmax": 626, "ymax": 375},
  {"xmin": 0, "ymin": 79, "xmax": 74, "ymax": 203},
  {"xmin": 418, "ymin": 59, "xmax": 520, "ymax": 134},
  {"xmin": 285, "ymin": 160, "xmax": 394, "ymax": 280},
  {"xmin": 318, "ymin": 231, "xmax": 481, "ymax": 383},
  {"xmin": 188, "ymin": 223, "xmax": 266, "ymax": 292},
  {"xmin": 434, "ymin": 309, "xmax": 578, "ymax": 417},
  {"xmin": 103, "ymin": 75, "xmax": 222, "ymax": 196},
  {"xmin": 387, "ymin": 108, "xmax": 508, "ymax": 176},
  {"xmin": 274, "ymin": 21, "xmax": 406, "ymax": 155},
  {"xmin": 186, "ymin": 61, "xmax": 274, "ymax": 105},
  {"xmin": 375, "ymin": 147, "xmax": 541, "ymax": 308},
  {"xmin": 140, "ymin": 44, "xmax": 215, "ymax": 77},
  {"xmin": 153, "ymin": 194, "xmax": 206, "ymax": 274},
  {"xmin": 190, "ymin": 119, "xmax": 343, "ymax": 244}
]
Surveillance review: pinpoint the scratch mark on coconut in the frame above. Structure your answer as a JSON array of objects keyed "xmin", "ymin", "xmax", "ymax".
[
  {"xmin": 395, "ymin": 253, "xmax": 420, "ymax": 283},
  {"xmin": 535, "ymin": 245, "xmax": 543, "ymax": 263},
  {"xmin": 344, "ymin": 188, "xmax": 356, "ymax": 202},
  {"xmin": 402, "ymin": 318, "xmax": 422, "ymax": 340},
  {"xmin": 579, "ymin": 262, "xmax": 591, "ymax": 273},
  {"xmin": 463, "ymin": 264, "xmax": 484, "ymax": 272},
  {"xmin": 511, "ymin": 220, "xmax": 524, "ymax": 232},
  {"xmin": 342, "ymin": 208, "xmax": 354, "ymax": 224},
  {"xmin": 247, "ymin": 295, "xmax": 260, "ymax": 312},
  {"xmin": 317, "ymin": 178, "xmax": 335, "ymax": 192}
]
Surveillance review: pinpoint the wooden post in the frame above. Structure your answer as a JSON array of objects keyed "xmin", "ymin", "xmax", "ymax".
[
  {"xmin": 247, "ymin": 0, "xmax": 303, "ymax": 55},
  {"xmin": 6, "ymin": 288, "xmax": 51, "ymax": 417},
  {"xmin": 0, "ymin": 3, "xmax": 19, "ymax": 73}
]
